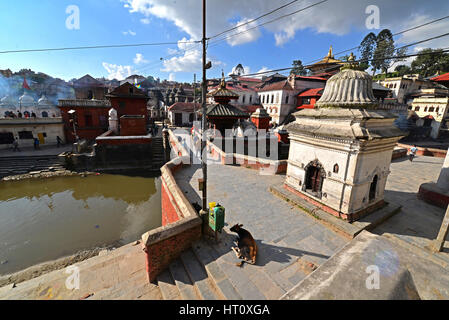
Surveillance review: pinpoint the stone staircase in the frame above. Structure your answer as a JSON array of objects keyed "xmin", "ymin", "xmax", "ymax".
[
  {"xmin": 0, "ymin": 155, "xmax": 65, "ymax": 179},
  {"xmin": 154, "ymin": 235, "xmax": 318, "ymax": 300},
  {"xmin": 0, "ymin": 234, "xmax": 322, "ymax": 300},
  {"xmin": 151, "ymin": 137, "xmax": 166, "ymax": 168}
]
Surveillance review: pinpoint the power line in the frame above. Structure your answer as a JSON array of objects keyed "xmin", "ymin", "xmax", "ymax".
[
  {"xmin": 210, "ymin": 0, "xmax": 329, "ymax": 45},
  {"xmin": 0, "ymin": 41, "xmax": 201, "ymax": 54},
  {"xmin": 215, "ymin": 46, "xmax": 449, "ymax": 81},
  {"xmin": 209, "ymin": 0, "xmax": 302, "ymax": 40},
  {"xmin": 312, "ymin": 14, "xmax": 449, "ymax": 63}
]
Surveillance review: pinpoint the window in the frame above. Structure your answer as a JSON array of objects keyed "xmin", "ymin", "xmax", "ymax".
[
  {"xmin": 84, "ymin": 114, "xmax": 93, "ymax": 127},
  {"xmin": 119, "ymin": 101, "xmax": 126, "ymax": 109},
  {"xmin": 87, "ymin": 90, "xmax": 93, "ymax": 99},
  {"xmin": 0, "ymin": 132, "xmax": 14, "ymax": 145},
  {"xmin": 189, "ymin": 113, "xmax": 194, "ymax": 122},
  {"xmin": 129, "ymin": 87, "xmax": 134, "ymax": 94},
  {"xmin": 437, "ymin": 107, "xmax": 440, "ymax": 113},
  {"xmin": 285, "ymin": 95, "xmax": 289, "ymax": 104},
  {"xmin": 424, "ymin": 107, "xmax": 428, "ymax": 112},
  {"xmin": 242, "ymin": 95, "xmax": 245, "ymax": 104},
  {"xmin": 99, "ymin": 115, "xmax": 107, "ymax": 127},
  {"xmin": 429, "ymin": 107, "xmax": 435, "ymax": 112},
  {"xmin": 19, "ymin": 131, "xmax": 33, "ymax": 139},
  {"xmin": 262, "ymin": 95, "xmax": 265, "ymax": 104},
  {"xmin": 249, "ymin": 95, "xmax": 252, "ymax": 103},
  {"xmin": 333, "ymin": 164, "xmax": 339, "ymax": 174},
  {"xmin": 414, "ymin": 107, "xmax": 420, "ymax": 111},
  {"xmin": 42, "ymin": 111, "xmax": 48, "ymax": 118},
  {"xmin": 303, "ymin": 98, "xmax": 311, "ymax": 105},
  {"xmin": 271, "ymin": 95, "xmax": 274, "ymax": 104}
]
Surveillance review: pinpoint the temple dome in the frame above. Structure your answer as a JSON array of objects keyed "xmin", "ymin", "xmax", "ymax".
[
  {"xmin": 19, "ymin": 91, "xmax": 36, "ymax": 107},
  {"xmin": 37, "ymin": 94, "xmax": 52, "ymax": 108},
  {"xmin": 0, "ymin": 95, "xmax": 14, "ymax": 107},
  {"xmin": 315, "ymin": 68, "xmax": 377, "ymax": 109}
]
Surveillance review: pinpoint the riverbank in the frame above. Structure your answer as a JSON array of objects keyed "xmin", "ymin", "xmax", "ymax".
[
  {"xmin": 1, "ymin": 169, "xmax": 97, "ymax": 182},
  {"xmin": 0, "ymin": 244, "xmax": 116, "ymax": 288}
]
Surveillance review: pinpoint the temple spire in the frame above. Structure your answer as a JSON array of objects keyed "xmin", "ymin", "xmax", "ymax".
[{"xmin": 327, "ymin": 45, "xmax": 334, "ymax": 59}]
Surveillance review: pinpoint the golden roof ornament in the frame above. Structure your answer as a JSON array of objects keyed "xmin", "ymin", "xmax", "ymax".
[{"xmin": 220, "ymin": 70, "xmax": 226, "ymax": 89}]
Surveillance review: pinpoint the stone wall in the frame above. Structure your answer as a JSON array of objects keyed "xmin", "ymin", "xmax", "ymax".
[{"xmin": 141, "ymin": 129, "xmax": 201, "ymax": 282}]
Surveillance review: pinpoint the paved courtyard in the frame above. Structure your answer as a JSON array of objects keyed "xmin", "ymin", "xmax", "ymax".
[
  {"xmin": 176, "ymin": 163, "xmax": 350, "ymax": 295},
  {"xmin": 373, "ymin": 155, "xmax": 449, "ymax": 262}
]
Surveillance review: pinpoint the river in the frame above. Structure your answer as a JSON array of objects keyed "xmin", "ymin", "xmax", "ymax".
[{"xmin": 0, "ymin": 174, "xmax": 161, "ymax": 275}]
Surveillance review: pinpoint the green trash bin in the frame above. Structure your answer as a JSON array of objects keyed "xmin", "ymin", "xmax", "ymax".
[{"xmin": 209, "ymin": 204, "xmax": 225, "ymax": 232}]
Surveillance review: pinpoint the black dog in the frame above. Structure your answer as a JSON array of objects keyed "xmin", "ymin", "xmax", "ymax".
[{"xmin": 229, "ymin": 224, "xmax": 257, "ymax": 267}]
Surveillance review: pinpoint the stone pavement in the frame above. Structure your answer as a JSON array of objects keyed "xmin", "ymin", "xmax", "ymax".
[
  {"xmin": 175, "ymin": 163, "xmax": 349, "ymax": 298},
  {"xmin": 0, "ymin": 242, "xmax": 162, "ymax": 300},
  {"xmin": 372, "ymin": 155, "xmax": 449, "ymax": 264},
  {"xmin": 2, "ymin": 151, "xmax": 449, "ymax": 300},
  {"xmin": 0, "ymin": 144, "xmax": 72, "ymax": 158}
]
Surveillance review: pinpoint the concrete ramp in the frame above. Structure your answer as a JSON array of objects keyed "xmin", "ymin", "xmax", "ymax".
[{"xmin": 281, "ymin": 231, "xmax": 449, "ymax": 300}]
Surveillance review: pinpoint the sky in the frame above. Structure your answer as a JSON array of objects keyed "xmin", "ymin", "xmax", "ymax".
[{"xmin": 0, "ymin": 0, "xmax": 449, "ymax": 83}]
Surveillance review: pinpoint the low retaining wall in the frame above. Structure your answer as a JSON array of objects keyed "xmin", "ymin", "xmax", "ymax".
[
  {"xmin": 141, "ymin": 129, "xmax": 200, "ymax": 282},
  {"xmin": 398, "ymin": 143, "xmax": 447, "ymax": 158}
]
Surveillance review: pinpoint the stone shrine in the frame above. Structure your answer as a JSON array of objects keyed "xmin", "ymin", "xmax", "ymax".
[{"xmin": 284, "ymin": 55, "xmax": 405, "ymax": 222}]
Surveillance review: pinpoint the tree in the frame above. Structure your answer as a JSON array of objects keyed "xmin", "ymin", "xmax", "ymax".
[
  {"xmin": 290, "ymin": 60, "xmax": 308, "ymax": 76},
  {"xmin": 359, "ymin": 32, "xmax": 377, "ymax": 71},
  {"xmin": 395, "ymin": 64, "xmax": 412, "ymax": 76},
  {"xmin": 359, "ymin": 29, "xmax": 407, "ymax": 76},
  {"xmin": 411, "ymin": 48, "xmax": 449, "ymax": 77}
]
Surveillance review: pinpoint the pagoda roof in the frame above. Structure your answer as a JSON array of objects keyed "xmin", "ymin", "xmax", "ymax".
[
  {"xmin": 431, "ymin": 72, "xmax": 449, "ymax": 82},
  {"xmin": 298, "ymin": 88, "xmax": 324, "ymax": 97},
  {"xmin": 204, "ymin": 103, "xmax": 249, "ymax": 118},
  {"xmin": 307, "ymin": 46, "xmax": 344, "ymax": 68}
]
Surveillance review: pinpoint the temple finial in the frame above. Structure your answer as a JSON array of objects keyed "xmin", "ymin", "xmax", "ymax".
[
  {"xmin": 327, "ymin": 45, "xmax": 333, "ymax": 59},
  {"xmin": 220, "ymin": 70, "xmax": 226, "ymax": 88}
]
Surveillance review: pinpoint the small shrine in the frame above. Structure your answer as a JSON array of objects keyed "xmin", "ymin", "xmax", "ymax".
[
  {"xmin": 202, "ymin": 73, "xmax": 249, "ymax": 135},
  {"xmin": 284, "ymin": 54, "xmax": 405, "ymax": 222}
]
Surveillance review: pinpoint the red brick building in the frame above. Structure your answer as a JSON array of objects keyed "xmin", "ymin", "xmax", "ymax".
[
  {"xmin": 59, "ymin": 99, "xmax": 110, "ymax": 142},
  {"xmin": 297, "ymin": 88, "xmax": 324, "ymax": 109},
  {"xmin": 106, "ymin": 82, "xmax": 149, "ymax": 124}
]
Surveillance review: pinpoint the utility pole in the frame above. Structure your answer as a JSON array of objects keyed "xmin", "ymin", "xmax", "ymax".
[
  {"xmin": 193, "ymin": 73, "xmax": 196, "ymax": 121},
  {"xmin": 201, "ymin": 0, "xmax": 208, "ymax": 216}
]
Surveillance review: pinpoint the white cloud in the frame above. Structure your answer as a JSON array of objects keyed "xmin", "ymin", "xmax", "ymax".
[
  {"xmin": 226, "ymin": 18, "xmax": 261, "ymax": 46},
  {"xmin": 168, "ymin": 73, "xmax": 176, "ymax": 81},
  {"xmin": 254, "ymin": 67, "xmax": 271, "ymax": 79},
  {"xmin": 123, "ymin": 30, "xmax": 137, "ymax": 36},
  {"xmin": 133, "ymin": 53, "xmax": 148, "ymax": 65},
  {"xmin": 102, "ymin": 62, "xmax": 135, "ymax": 80},
  {"xmin": 140, "ymin": 18, "xmax": 150, "ymax": 24},
  {"xmin": 122, "ymin": 0, "xmax": 449, "ymax": 48}
]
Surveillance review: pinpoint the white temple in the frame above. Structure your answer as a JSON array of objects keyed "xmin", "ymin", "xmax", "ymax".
[
  {"xmin": 0, "ymin": 91, "xmax": 60, "ymax": 118},
  {"xmin": 284, "ymin": 55, "xmax": 405, "ymax": 222}
]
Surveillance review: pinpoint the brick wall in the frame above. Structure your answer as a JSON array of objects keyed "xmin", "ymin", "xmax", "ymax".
[
  {"xmin": 141, "ymin": 129, "xmax": 201, "ymax": 282},
  {"xmin": 142, "ymin": 216, "xmax": 202, "ymax": 282}
]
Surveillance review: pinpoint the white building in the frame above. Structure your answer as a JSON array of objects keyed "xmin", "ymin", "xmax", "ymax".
[
  {"xmin": 379, "ymin": 74, "xmax": 435, "ymax": 104},
  {"xmin": 168, "ymin": 102, "xmax": 200, "ymax": 127},
  {"xmin": 257, "ymin": 74, "xmax": 326, "ymax": 125},
  {"xmin": 207, "ymin": 82, "xmax": 259, "ymax": 108},
  {"xmin": 284, "ymin": 60, "xmax": 404, "ymax": 222},
  {"xmin": 0, "ymin": 91, "xmax": 65, "ymax": 149}
]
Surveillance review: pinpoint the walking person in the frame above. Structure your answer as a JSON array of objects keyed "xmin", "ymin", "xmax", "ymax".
[
  {"xmin": 34, "ymin": 137, "xmax": 40, "ymax": 150},
  {"xmin": 12, "ymin": 138, "xmax": 20, "ymax": 152},
  {"xmin": 56, "ymin": 136, "xmax": 62, "ymax": 148},
  {"xmin": 409, "ymin": 145, "xmax": 418, "ymax": 162}
]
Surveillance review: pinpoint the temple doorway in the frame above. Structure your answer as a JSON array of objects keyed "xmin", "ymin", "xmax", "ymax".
[{"xmin": 304, "ymin": 160, "xmax": 325, "ymax": 197}]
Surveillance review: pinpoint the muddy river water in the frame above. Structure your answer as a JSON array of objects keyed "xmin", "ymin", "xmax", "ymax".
[{"xmin": 0, "ymin": 174, "xmax": 161, "ymax": 275}]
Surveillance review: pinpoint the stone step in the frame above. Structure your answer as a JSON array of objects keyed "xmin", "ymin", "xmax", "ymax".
[
  {"xmin": 179, "ymin": 249, "xmax": 223, "ymax": 300},
  {"xmin": 157, "ymin": 269, "xmax": 182, "ymax": 300},
  {"xmin": 168, "ymin": 258, "xmax": 201, "ymax": 300},
  {"xmin": 192, "ymin": 241, "xmax": 242, "ymax": 300}
]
